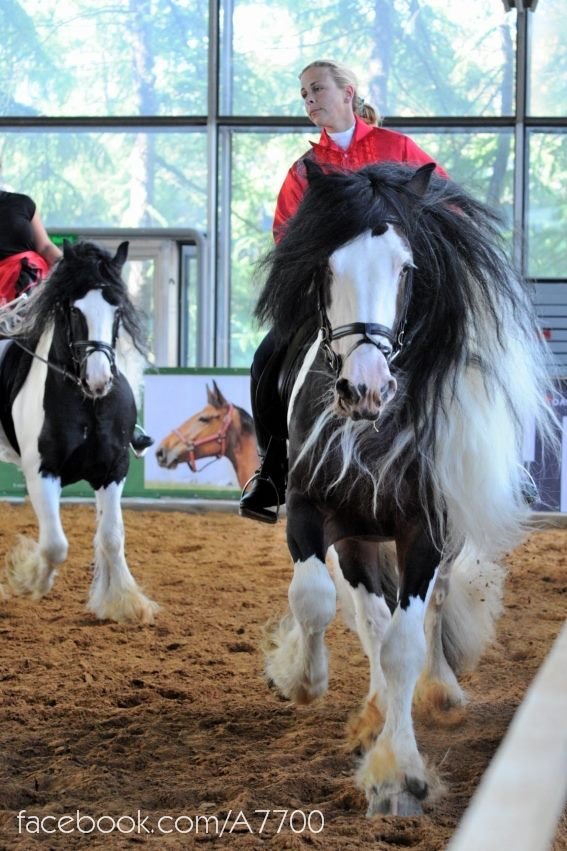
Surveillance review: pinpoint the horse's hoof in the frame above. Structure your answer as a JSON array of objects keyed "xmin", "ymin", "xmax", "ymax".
[
  {"xmin": 366, "ymin": 773, "xmax": 428, "ymax": 817},
  {"xmin": 366, "ymin": 787, "xmax": 424, "ymax": 817}
]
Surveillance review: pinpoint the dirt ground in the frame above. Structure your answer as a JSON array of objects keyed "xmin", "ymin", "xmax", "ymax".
[{"xmin": 0, "ymin": 502, "xmax": 565, "ymax": 851}]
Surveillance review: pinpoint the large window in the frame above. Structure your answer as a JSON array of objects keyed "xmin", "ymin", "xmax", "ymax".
[
  {"xmin": 527, "ymin": 131, "xmax": 567, "ymax": 280},
  {"xmin": 1, "ymin": 130, "xmax": 207, "ymax": 229},
  {"xmin": 527, "ymin": 1, "xmax": 567, "ymax": 117},
  {"xmin": 1, "ymin": 0, "xmax": 208, "ymax": 116},
  {"xmin": 222, "ymin": 0, "xmax": 516, "ymax": 119},
  {"xmin": 1, "ymin": 0, "xmax": 565, "ymax": 370}
]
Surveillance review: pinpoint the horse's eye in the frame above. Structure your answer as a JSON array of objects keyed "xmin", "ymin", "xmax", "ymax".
[{"xmin": 198, "ymin": 416, "xmax": 212, "ymax": 423}]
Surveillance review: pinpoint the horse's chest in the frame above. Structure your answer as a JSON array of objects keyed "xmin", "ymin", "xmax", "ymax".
[{"xmin": 39, "ymin": 386, "xmax": 133, "ymax": 487}]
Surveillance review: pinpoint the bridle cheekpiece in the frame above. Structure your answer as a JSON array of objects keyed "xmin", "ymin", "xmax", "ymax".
[{"xmin": 316, "ymin": 259, "xmax": 412, "ymax": 377}]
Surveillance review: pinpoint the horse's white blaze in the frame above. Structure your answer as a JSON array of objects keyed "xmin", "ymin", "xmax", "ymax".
[
  {"xmin": 328, "ymin": 227, "xmax": 410, "ymax": 412},
  {"xmin": 73, "ymin": 289, "xmax": 117, "ymax": 395}
]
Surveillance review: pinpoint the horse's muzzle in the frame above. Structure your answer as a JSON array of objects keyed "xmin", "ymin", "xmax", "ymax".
[
  {"xmin": 82, "ymin": 374, "xmax": 114, "ymax": 398},
  {"xmin": 334, "ymin": 375, "xmax": 397, "ymax": 420}
]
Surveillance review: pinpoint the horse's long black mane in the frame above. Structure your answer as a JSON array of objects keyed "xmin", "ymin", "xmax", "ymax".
[
  {"xmin": 15, "ymin": 241, "xmax": 147, "ymax": 355},
  {"xmin": 256, "ymin": 161, "xmax": 538, "ymax": 440},
  {"xmin": 257, "ymin": 161, "xmax": 520, "ymax": 343}
]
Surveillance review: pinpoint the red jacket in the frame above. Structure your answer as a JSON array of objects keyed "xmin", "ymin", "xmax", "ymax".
[
  {"xmin": 0, "ymin": 250, "xmax": 50, "ymax": 305},
  {"xmin": 273, "ymin": 116, "xmax": 448, "ymax": 241}
]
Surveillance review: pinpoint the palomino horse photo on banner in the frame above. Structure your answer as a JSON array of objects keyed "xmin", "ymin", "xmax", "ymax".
[
  {"xmin": 252, "ymin": 161, "xmax": 558, "ymax": 817},
  {"xmin": 152, "ymin": 378, "xmax": 260, "ymax": 489},
  {"xmin": 0, "ymin": 240, "xmax": 158, "ymax": 624}
]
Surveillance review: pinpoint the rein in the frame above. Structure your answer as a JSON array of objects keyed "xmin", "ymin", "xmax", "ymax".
[
  {"xmin": 12, "ymin": 301, "xmax": 121, "ymax": 395},
  {"xmin": 316, "ymin": 263, "xmax": 412, "ymax": 376},
  {"xmin": 12, "ymin": 337, "xmax": 84, "ymax": 388},
  {"xmin": 174, "ymin": 404, "xmax": 235, "ymax": 473}
]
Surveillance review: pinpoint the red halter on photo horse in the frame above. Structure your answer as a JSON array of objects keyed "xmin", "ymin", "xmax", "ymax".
[{"xmin": 173, "ymin": 403, "xmax": 234, "ymax": 472}]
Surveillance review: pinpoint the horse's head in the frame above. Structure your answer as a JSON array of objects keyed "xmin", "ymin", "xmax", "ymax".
[
  {"xmin": 321, "ymin": 222, "xmax": 414, "ymax": 421},
  {"xmin": 256, "ymin": 161, "xmax": 436, "ymax": 424},
  {"xmin": 60, "ymin": 240, "xmax": 129, "ymax": 398},
  {"xmin": 313, "ymin": 163, "xmax": 437, "ymax": 422},
  {"xmin": 155, "ymin": 381, "xmax": 235, "ymax": 471}
]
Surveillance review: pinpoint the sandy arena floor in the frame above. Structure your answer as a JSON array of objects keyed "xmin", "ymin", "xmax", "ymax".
[{"xmin": 0, "ymin": 503, "xmax": 565, "ymax": 850}]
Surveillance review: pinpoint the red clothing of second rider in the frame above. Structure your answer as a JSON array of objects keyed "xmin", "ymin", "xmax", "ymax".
[{"xmin": 273, "ymin": 116, "xmax": 448, "ymax": 241}]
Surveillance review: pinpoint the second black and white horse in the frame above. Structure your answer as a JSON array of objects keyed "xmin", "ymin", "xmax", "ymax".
[
  {"xmin": 0, "ymin": 240, "xmax": 158, "ymax": 624},
  {"xmin": 255, "ymin": 162, "xmax": 556, "ymax": 816}
]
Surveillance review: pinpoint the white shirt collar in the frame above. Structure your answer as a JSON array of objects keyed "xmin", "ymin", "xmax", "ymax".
[{"xmin": 327, "ymin": 124, "xmax": 355, "ymax": 150}]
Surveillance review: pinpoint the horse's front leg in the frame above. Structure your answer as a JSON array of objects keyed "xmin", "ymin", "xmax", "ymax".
[
  {"xmin": 358, "ymin": 527, "xmax": 439, "ymax": 816},
  {"xmin": 264, "ymin": 495, "xmax": 336, "ymax": 705},
  {"xmin": 5, "ymin": 471, "xmax": 67, "ymax": 599},
  {"xmin": 330, "ymin": 539, "xmax": 394, "ymax": 752},
  {"xmin": 88, "ymin": 481, "xmax": 158, "ymax": 624}
]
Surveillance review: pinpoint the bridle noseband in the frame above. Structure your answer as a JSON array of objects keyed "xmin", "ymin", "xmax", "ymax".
[
  {"xmin": 65, "ymin": 303, "xmax": 121, "ymax": 387},
  {"xmin": 174, "ymin": 404, "xmax": 235, "ymax": 473},
  {"xmin": 13, "ymin": 299, "xmax": 122, "ymax": 395},
  {"xmin": 317, "ymin": 263, "xmax": 412, "ymax": 377}
]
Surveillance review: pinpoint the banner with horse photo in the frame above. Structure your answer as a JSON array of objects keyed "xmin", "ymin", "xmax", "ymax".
[{"xmin": 143, "ymin": 369, "xmax": 258, "ymax": 498}]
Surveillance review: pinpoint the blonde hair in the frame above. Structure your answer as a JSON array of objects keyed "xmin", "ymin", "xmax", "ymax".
[{"xmin": 299, "ymin": 59, "xmax": 381, "ymax": 127}]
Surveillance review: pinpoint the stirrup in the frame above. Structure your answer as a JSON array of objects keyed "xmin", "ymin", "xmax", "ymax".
[
  {"xmin": 130, "ymin": 424, "xmax": 154, "ymax": 459},
  {"xmin": 239, "ymin": 471, "xmax": 282, "ymax": 525}
]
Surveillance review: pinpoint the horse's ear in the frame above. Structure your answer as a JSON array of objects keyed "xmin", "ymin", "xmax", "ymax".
[
  {"xmin": 113, "ymin": 241, "xmax": 129, "ymax": 268},
  {"xmin": 207, "ymin": 379, "xmax": 227, "ymax": 408},
  {"xmin": 406, "ymin": 163, "xmax": 436, "ymax": 198},
  {"xmin": 304, "ymin": 159, "xmax": 325, "ymax": 184}
]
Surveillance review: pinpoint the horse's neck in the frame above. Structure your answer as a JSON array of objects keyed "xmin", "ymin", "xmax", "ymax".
[
  {"xmin": 39, "ymin": 323, "xmax": 62, "ymax": 361},
  {"xmin": 225, "ymin": 428, "xmax": 260, "ymax": 487},
  {"xmin": 35, "ymin": 322, "xmax": 56, "ymax": 358}
]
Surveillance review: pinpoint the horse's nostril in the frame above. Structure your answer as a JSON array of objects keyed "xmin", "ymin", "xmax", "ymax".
[
  {"xmin": 336, "ymin": 378, "xmax": 360, "ymax": 404},
  {"xmin": 381, "ymin": 378, "xmax": 397, "ymax": 402}
]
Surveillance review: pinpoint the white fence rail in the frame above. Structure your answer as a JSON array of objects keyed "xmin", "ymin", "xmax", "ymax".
[{"xmin": 447, "ymin": 619, "xmax": 567, "ymax": 851}]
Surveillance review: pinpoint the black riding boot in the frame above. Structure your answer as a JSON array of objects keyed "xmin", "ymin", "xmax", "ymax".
[
  {"xmin": 239, "ymin": 335, "xmax": 288, "ymax": 524},
  {"xmin": 239, "ymin": 435, "xmax": 288, "ymax": 525},
  {"xmin": 130, "ymin": 424, "xmax": 154, "ymax": 458}
]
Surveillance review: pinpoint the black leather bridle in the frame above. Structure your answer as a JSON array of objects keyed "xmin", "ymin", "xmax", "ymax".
[
  {"xmin": 64, "ymin": 302, "xmax": 121, "ymax": 387},
  {"xmin": 316, "ymin": 262, "xmax": 413, "ymax": 377},
  {"xmin": 13, "ymin": 299, "xmax": 122, "ymax": 395}
]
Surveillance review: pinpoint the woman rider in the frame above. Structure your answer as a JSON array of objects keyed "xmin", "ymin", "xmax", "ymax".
[{"xmin": 239, "ymin": 59, "xmax": 448, "ymax": 524}]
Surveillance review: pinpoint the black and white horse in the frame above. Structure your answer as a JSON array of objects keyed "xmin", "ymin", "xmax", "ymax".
[
  {"xmin": 256, "ymin": 162, "xmax": 556, "ymax": 816},
  {"xmin": 0, "ymin": 240, "xmax": 157, "ymax": 624}
]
